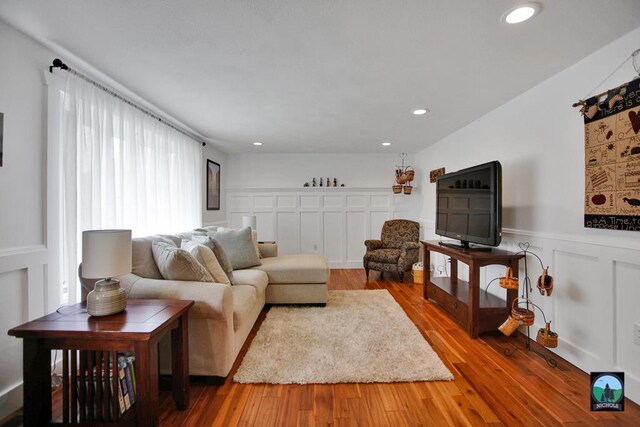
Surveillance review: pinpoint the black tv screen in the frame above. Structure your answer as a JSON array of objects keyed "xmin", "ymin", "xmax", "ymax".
[{"xmin": 435, "ymin": 161, "xmax": 502, "ymax": 248}]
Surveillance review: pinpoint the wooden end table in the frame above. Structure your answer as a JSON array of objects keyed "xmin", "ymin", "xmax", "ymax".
[{"xmin": 8, "ymin": 298, "xmax": 194, "ymax": 427}]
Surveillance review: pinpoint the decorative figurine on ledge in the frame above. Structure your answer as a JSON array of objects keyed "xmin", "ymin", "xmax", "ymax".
[
  {"xmin": 333, "ymin": 178, "xmax": 338, "ymax": 187},
  {"xmin": 303, "ymin": 182, "xmax": 309, "ymax": 187},
  {"xmin": 319, "ymin": 178, "xmax": 323, "ymax": 187},
  {"xmin": 312, "ymin": 178, "xmax": 317, "ymax": 187}
]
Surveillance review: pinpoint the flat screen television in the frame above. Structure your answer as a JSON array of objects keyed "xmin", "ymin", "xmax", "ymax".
[{"xmin": 435, "ymin": 161, "xmax": 502, "ymax": 249}]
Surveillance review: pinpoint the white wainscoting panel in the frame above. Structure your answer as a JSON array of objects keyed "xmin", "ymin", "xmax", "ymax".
[
  {"xmin": 300, "ymin": 195, "xmax": 320, "ymax": 209},
  {"xmin": 300, "ymin": 212, "xmax": 321, "ymax": 254},
  {"xmin": 253, "ymin": 196, "xmax": 274, "ymax": 209},
  {"xmin": 277, "ymin": 212, "xmax": 299, "ymax": 254},
  {"xmin": 0, "ymin": 245, "xmax": 51, "ymax": 419},
  {"xmin": 346, "ymin": 211, "xmax": 367, "ymax": 263},
  {"xmin": 228, "ymin": 188, "xmax": 418, "ymax": 268},
  {"xmin": 323, "ymin": 211, "xmax": 344, "ymax": 263}
]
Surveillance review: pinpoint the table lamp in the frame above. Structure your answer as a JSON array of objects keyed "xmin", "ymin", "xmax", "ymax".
[
  {"xmin": 242, "ymin": 215, "xmax": 257, "ymax": 231},
  {"xmin": 82, "ymin": 229, "xmax": 132, "ymax": 316}
]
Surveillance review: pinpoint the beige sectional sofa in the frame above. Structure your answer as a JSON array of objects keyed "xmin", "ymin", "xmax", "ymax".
[{"xmin": 80, "ymin": 228, "xmax": 329, "ymax": 379}]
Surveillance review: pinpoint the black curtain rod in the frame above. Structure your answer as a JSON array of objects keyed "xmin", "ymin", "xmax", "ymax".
[{"xmin": 49, "ymin": 58, "xmax": 206, "ymax": 147}]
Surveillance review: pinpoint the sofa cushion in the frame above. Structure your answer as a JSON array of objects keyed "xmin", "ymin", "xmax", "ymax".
[
  {"xmin": 231, "ymin": 285, "xmax": 257, "ymax": 332},
  {"xmin": 131, "ymin": 235, "xmax": 176, "ymax": 279},
  {"xmin": 207, "ymin": 227, "xmax": 261, "ymax": 270},
  {"xmin": 232, "ymin": 269, "xmax": 268, "ymax": 296},
  {"xmin": 151, "ymin": 241, "xmax": 213, "ymax": 282},
  {"xmin": 181, "ymin": 240, "xmax": 231, "ymax": 286},
  {"xmin": 191, "ymin": 235, "xmax": 235, "ymax": 284},
  {"xmin": 251, "ymin": 254, "xmax": 328, "ymax": 284}
]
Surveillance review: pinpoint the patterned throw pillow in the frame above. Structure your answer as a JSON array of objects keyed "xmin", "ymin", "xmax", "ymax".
[
  {"xmin": 181, "ymin": 240, "xmax": 231, "ymax": 286},
  {"xmin": 190, "ymin": 235, "xmax": 235, "ymax": 284},
  {"xmin": 151, "ymin": 241, "xmax": 213, "ymax": 282}
]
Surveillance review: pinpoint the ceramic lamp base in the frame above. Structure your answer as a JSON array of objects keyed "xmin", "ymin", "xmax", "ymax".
[{"xmin": 86, "ymin": 278, "xmax": 127, "ymax": 316}]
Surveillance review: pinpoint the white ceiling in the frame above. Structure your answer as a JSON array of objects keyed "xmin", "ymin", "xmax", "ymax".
[{"xmin": 1, "ymin": 1, "xmax": 639, "ymax": 154}]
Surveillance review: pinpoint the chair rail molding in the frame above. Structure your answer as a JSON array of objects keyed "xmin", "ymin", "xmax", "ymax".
[{"xmin": 226, "ymin": 187, "xmax": 420, "ymax": 268}]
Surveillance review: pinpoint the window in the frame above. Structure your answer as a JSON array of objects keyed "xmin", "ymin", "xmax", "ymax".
[{"xmin": 49, "ymin": 72, "xmax": 202, "ymax": 304}]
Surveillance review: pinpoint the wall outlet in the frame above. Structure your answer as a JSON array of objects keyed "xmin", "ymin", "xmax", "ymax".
[
  {"xmin": 634, "ymin": 323, "xmax": 640, "ymax": 345},
  {"xmin": 313, "ymin": 244, "xmax": 318, "ymax": 250}
]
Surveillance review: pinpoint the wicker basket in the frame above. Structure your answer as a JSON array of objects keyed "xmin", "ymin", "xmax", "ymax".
[
  {"xmin": 412, "ymin": 263, "xmax": 424, "ymax": 284},
  {"xmin": 405, "ymin": 169, "xmax": 415, "ymax": 181},
  {"xmin": 536, "ymin": 322, "xmax": 558, "ymax": 348},
  {"xmin": 498, "ymin": 315, "xmax": 520, "ymax": 336},
  {"xmin": 511, "ymin": 298, "xmax": 535, "ymax": 326},
  {"xmin": 499, "ymin": 267, "xmax": 519, "ymax": 290},
  {"xmin": 403, "ymin": 185, "xmax": 413, "ymax": 195},
  {"xmin": 392, "ymin": 184, "xmax": 402, "ymax": 194},
  {"xmin": 536, "ymin": 267, "xmax": 554, "ymax": 296}
]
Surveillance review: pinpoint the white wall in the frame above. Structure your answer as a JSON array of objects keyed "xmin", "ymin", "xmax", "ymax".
[
  {"xmin": 226, "ymin": 152, "xmax": 417, "ymax": 188},
  {"xmin": 0, "ymin": 20, "xmax": 54, "ymax": 419},
  {"xmin": 415, "ymin": 27, "xmax": 640, "ymax": 403}
]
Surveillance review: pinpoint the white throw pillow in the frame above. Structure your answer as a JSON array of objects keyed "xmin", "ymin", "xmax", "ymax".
[
  {"xmin": 181, "ymin": 240, "xmax": 231, "ymax": 286},
  {"xmin": 151, "ymin": 241, "xmax": 213, "ymax": 282}
]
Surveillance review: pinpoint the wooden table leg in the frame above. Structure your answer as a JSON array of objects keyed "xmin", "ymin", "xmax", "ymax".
[
  {"xmin": 134, "ymin": 341, "xmax": 159, "ymax": 427},
  {"xmin": 172, "ymin": 314, "xmax": 189, "ymax": 410},
  {"xmin": 423, "ymin": 247, "xmax": 431, "ymax": 299},
  {"xmin": 23, "ymin": 338, "xmax": 52, "ymax": 427},
  {"xmin": 468, "ymin": 260, "xmax": 480, "ymax": 338}
]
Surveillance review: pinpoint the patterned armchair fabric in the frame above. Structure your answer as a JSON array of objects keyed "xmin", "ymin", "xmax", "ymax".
[{"xmin": 364, "ymin": 220, "xmax": 420, "ymax": 281}]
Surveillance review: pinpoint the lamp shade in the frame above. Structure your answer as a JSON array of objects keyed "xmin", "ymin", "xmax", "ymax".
[
  {"xmin": 82, "ymin": 229, "xmax": 132, "ymax": 279},
  {"xmin": 242, "ymin": 215, "xmax": 257, "ymax": 230}
]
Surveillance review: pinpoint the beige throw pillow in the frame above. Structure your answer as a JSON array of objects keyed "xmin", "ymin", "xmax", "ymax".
[
  {"xmin": 151, "ymin": 241, "xmax": 213, "ymax": 282},
  {"xmin": 181, "ymin": 240, "xmax": 231, "ymax": 286},
  {"xmin": 190, "ymin": 235, "xmax": 235, "ymax": 284}
]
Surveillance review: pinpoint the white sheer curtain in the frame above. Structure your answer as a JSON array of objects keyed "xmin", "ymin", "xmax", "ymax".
[{"xmin": 60, "ymin": 73, "xmax": 202, "ymax": 303}]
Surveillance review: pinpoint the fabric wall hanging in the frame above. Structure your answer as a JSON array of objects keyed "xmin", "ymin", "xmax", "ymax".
[{"xmin": 576, "ymin": 50, "xmax": 640, "ymax": 231}]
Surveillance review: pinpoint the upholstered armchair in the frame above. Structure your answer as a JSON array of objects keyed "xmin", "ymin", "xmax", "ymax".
[{"xmin": 363, "ymin": 219, "xmax": 420, "ymax": 281}]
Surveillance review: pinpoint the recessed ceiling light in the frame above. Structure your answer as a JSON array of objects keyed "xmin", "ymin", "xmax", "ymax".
[
  {"xmin": 502, "ymin": 3, "xmax": 541, "ymax": 24},
  {"xmin": 412, "ymin": 108, "xmax": 429, "ymax": 116},
  {"xmin": 252, "ymin": 141, "xmax": 263, "ymax": 146},
  {"xmin": 381, "ymin": 142, "xmax": 392, "ymax": 146}
]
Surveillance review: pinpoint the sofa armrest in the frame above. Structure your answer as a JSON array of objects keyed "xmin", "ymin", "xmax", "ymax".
[
  {"xmin": 364, "ymin": 239, "xmax": 383, "ymax": 251},
  {"xmin": 121, "ymin": 274, "xmax": 233, "ymax": 321},
  {"xmin": 258, "ymin": 242, "xmax": 278, "ymax": 258}
]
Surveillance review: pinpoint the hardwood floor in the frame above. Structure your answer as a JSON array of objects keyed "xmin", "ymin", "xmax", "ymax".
[{"xmin": 54, "ymin": 269, "xmax": 640, "ymax": 426}]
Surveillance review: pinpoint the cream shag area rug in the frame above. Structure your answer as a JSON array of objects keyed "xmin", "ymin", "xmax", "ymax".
[{"xmin": 233, "ymin": 290, "xmax": 453, "ymax": 384}]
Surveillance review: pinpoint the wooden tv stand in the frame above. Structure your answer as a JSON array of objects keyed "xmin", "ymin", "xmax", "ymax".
[{"xmin": 421, "ymin": 241, "xmax": 523, "ymax": 338}]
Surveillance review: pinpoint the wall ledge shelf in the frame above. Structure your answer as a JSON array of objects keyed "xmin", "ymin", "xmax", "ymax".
[{"xmin": 225, "ymin": 187, "xmax": 411, "ymax": 193}]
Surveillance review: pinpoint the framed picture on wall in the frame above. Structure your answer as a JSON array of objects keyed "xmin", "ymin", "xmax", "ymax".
[
  {"xmin": 0, "ymin": 112, "xmax": 4, "ymax": 167},
  {"xmin": 206, "ymin": 159, "xmax": 220, "ymax": 210}
]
